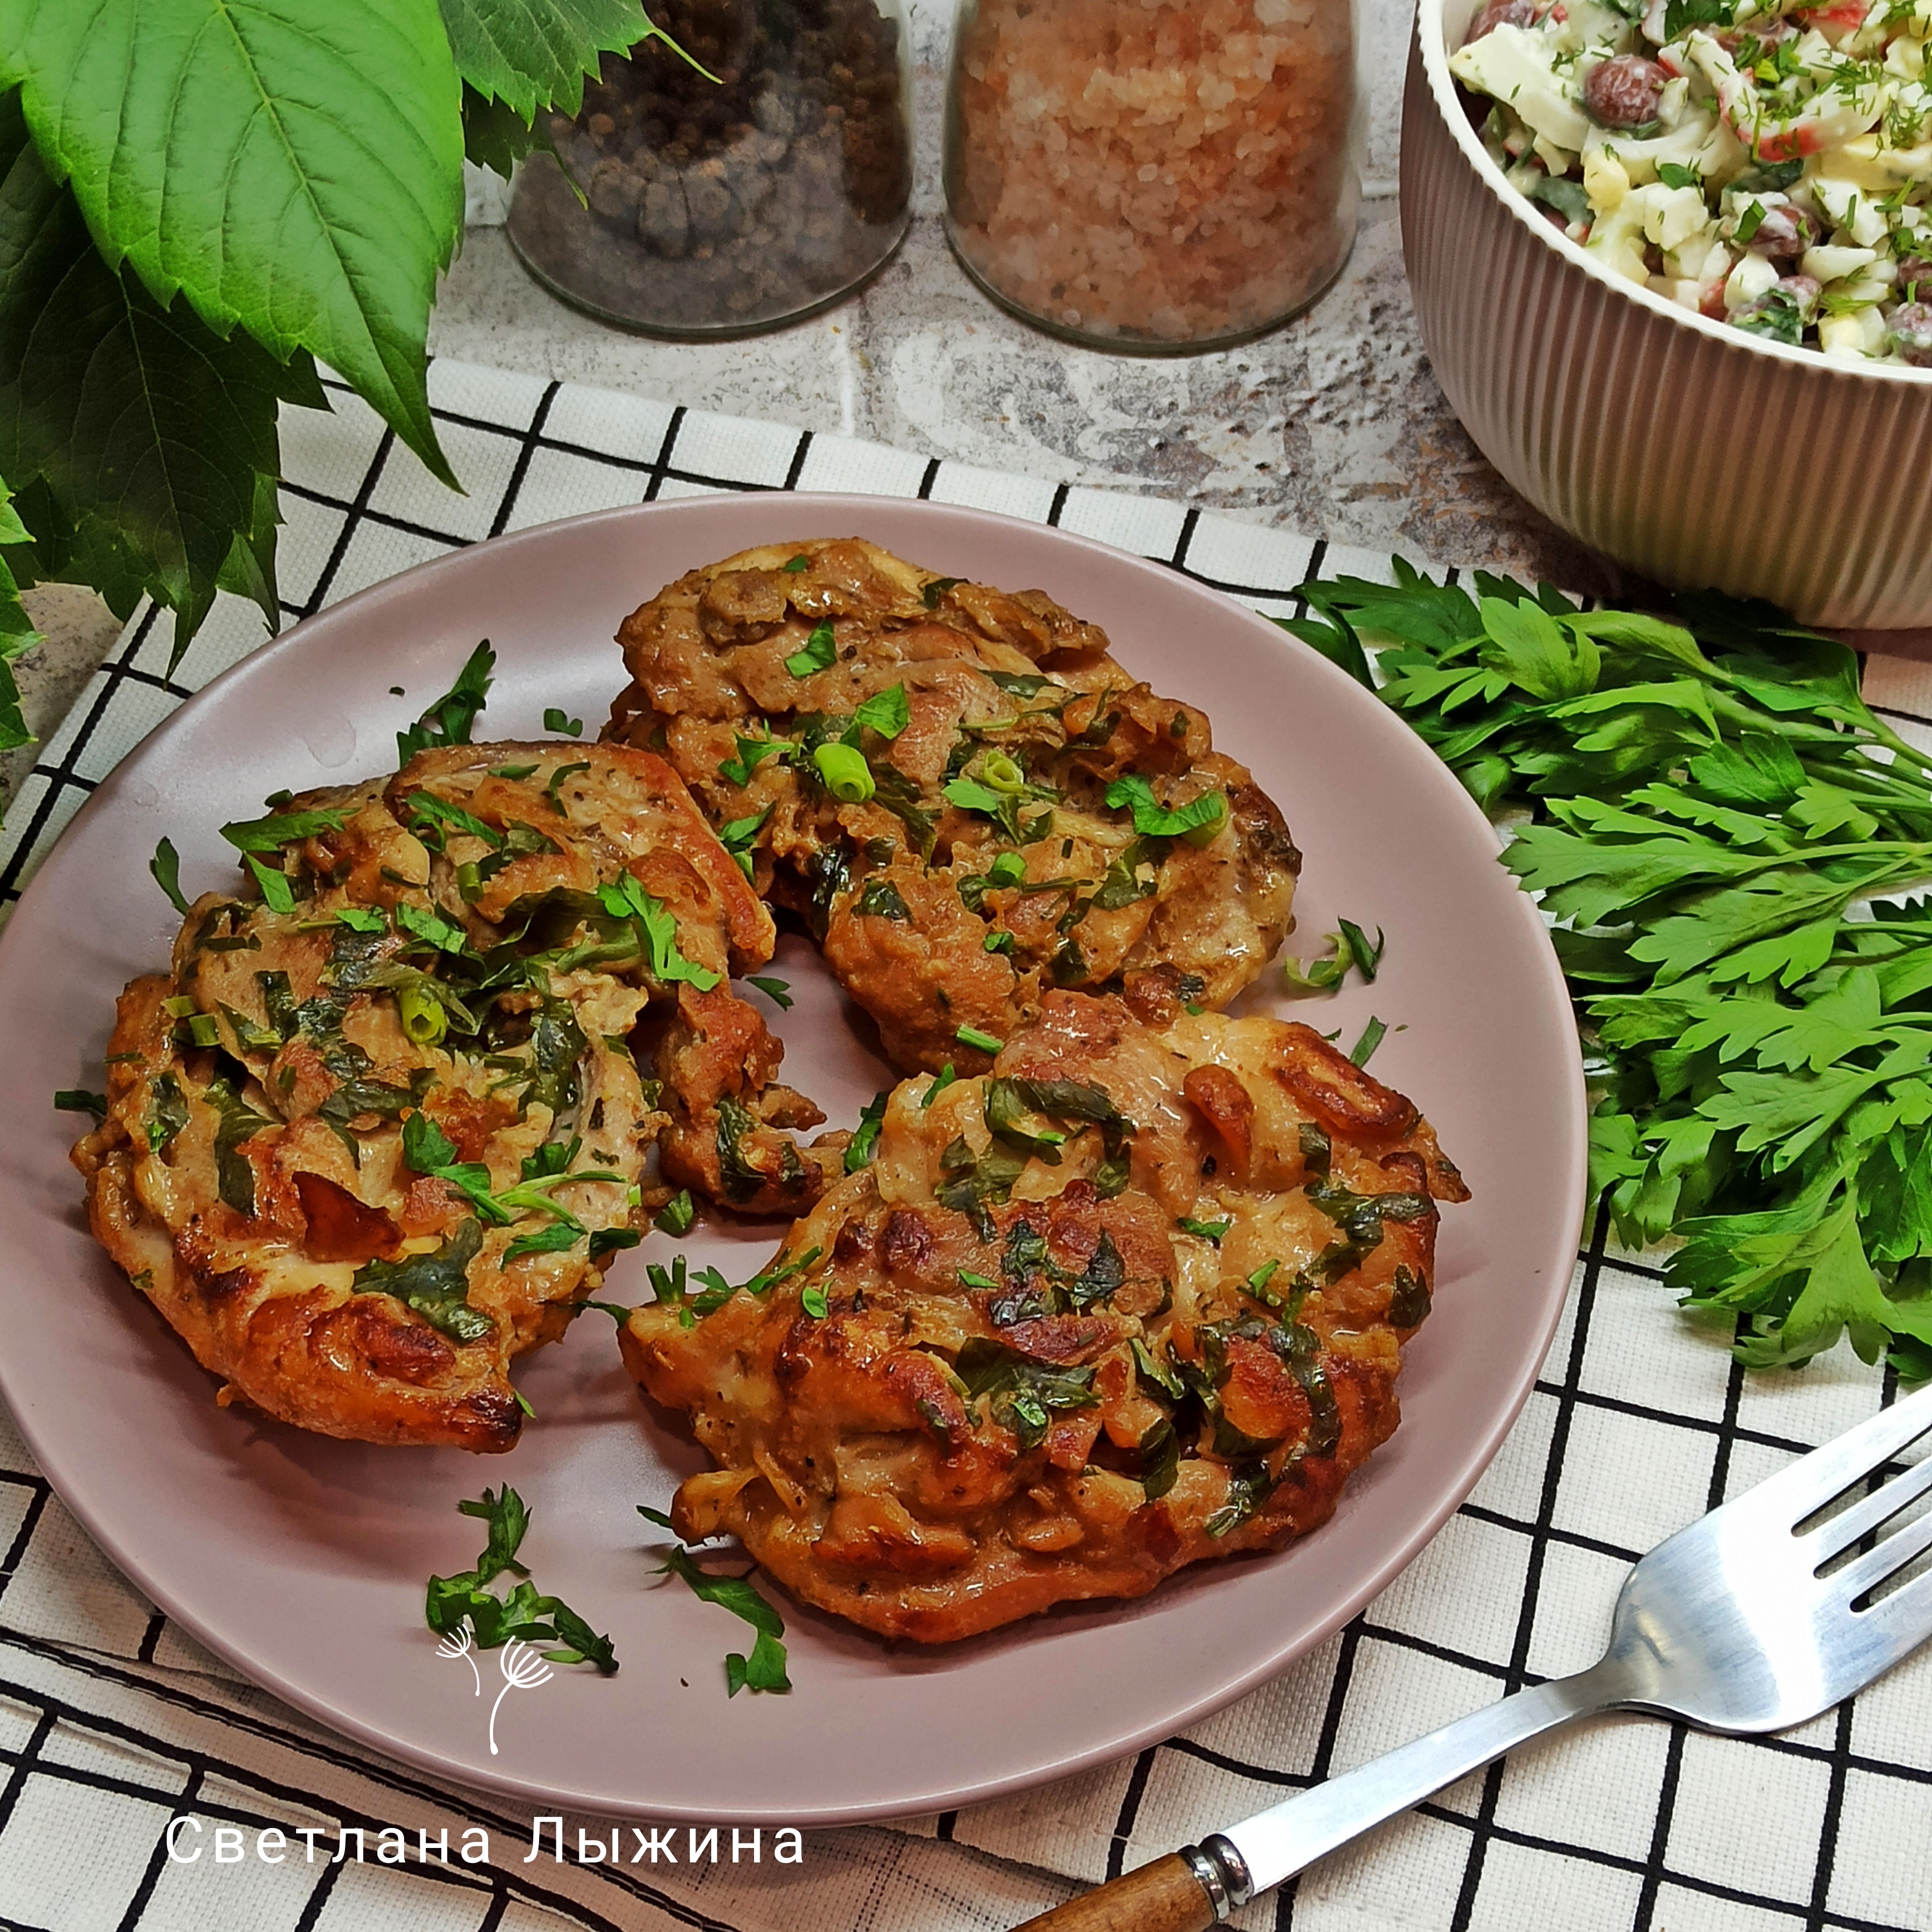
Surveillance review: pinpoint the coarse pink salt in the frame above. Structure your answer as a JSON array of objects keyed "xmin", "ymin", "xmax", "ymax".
[{"xmin": 944, "ymin": 0, "xmax": 1361, "ymax": 347}]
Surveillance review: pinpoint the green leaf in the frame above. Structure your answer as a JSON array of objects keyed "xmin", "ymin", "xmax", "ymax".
[
  {"xmin": 353, "ymin": 1218, "xmax": 492, "ymax": 1341},
  {"xmin": 221, "ymin": 807, "xmax": 350, "ymax": 853},
  {"xmin": 726, "ymin": 1627, "xmax": 791, "ymax": 1696},
  {"xmin": 0, "ymin": 0, "xmax": 465, "ymax": 486},
  {"xmin": 437, "ymin": 0, "xmax": 648, "ymax": 121},
  {"xmin": 785, "ymin": 620, "xmax": 836, "ymax": 679},
  {"xmin": 1477, "ymin": 597, "xmax": 1599, "ymax": 701},
  {"xmin": 0, "ymin": 93, "xmax": 312, "ymax": 661},
  {"xmin": 659, "ymin": 1546, "xmax": 785, "ymax": 1637},
  {"xmin": 0, "ymin": 477, "xmax": 39, "ymax": 753},
  {"xmin": 398, "ymin": 641, "xmax": 495, "ymax": 762},
  {"xmin": 457, "ymin": 1483, "xmax": 531, "ymax": 1584}
]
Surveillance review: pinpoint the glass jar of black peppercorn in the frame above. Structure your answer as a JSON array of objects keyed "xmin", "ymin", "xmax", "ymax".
[{"xmin": 506, "ymin": 0, "xmax": 912, "ymax": 336}]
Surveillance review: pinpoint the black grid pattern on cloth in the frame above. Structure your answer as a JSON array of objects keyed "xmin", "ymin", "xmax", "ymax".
[{"xmin": 1, "ymin": 361, "xmax": 1929, "ymax": 1932}]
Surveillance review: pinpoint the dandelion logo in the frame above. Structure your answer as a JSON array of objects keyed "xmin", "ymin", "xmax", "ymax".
[
  {"xmin": 436, "ymin": 1620, "xmax": 482, "ymax": 1695},
  {"xmin": 489, "ymin": 1636, "xmax": 554, "ymax": 1756}
]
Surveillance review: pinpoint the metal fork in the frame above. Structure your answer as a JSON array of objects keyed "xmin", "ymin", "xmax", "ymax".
[{"xmin": 1013, "ymin": 1381, "xmax": 1932, "ymax": 1932}]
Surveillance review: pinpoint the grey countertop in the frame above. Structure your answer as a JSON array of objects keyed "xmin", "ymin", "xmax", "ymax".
[{"xmin": 11, "ymin": 0, "xmax": 1619, "ymax": 811}]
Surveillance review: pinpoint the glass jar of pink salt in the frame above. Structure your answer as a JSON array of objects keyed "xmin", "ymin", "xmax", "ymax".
[{"xmin": 943, "ymin": 0, "xmax": 1361, "ymax": 351}]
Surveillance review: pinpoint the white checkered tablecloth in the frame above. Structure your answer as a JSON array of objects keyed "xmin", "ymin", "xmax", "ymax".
[{"xmin": 1, "ymin": 359, "xmax": 1929, "ymax": 1932}]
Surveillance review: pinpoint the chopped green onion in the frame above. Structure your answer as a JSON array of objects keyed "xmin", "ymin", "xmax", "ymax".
[
  {"xmin": 655, "ymin": 1190, "xmax": 696, "ymax": 1236},
  {"xmin": 923, "ymin": 1063, "xmax": 957, "ymax": 1107},
  {"xmin": 955, "ymin": 1024, "xmax": 1002, "ymax": 1053},
  {"xmin": 814, "ymin": 743, "xmax": 875, "ymax": 803},
  {"xmin": 1177, "ymin": 1216, "xmax": 1231, "ymax": 1244},
  {"xmin": 1349, "ymin": 1017, "xmax": 1389, "ymax": 1067},
  {"xmin": 396, "ymin": 983, "xmax": 446, "ymax": 1047},
  {"xmin": 782, "ymin": 554, "xmax": 810, "ymax": 572}
]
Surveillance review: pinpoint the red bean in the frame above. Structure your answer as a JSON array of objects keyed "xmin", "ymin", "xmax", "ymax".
[
  {"xmin": 1889, "ymin": 301, "xmax": 1932, "ymax": 367},
  {"xmin": 1463, "ymin": 0, "xmax": 1537, "ymax": 43},
  {"xmin": 1583, "ymin": 55, "xmax": 1668, "ymax": 129}
]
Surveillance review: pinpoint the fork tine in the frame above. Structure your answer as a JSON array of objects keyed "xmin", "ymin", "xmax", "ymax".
[
  {"xmin": 1725, "ymin": 1383, "xmax": 1932, "ymax": 1527},
  {"xmin": 1830, "ymin": 1501, "xmax": 1932, "ymax": 1606},
  {"xmin": 1810, "ymin": 1446, "xmax": 1932, "ymax": 1562},
  {"xmin": 1856, "ymin": 1557, "xmax": 1932, "ymax": 1660}
]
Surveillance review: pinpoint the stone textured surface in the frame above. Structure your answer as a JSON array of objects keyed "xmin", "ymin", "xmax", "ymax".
[{"xmin": 434, "ymin": 0, "xmax": 1632, "ymax": 597}]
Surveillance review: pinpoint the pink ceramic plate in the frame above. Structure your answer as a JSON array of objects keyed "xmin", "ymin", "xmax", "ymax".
[{"xmin": 0, "ymin": 496, "xmax": 1585, "ymax": 1825}]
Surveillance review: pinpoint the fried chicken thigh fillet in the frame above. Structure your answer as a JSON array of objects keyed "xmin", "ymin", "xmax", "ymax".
[
  {"xmin": 72, "ymin": 742, "xmax": 840, "ymax": 1452},
  {"xmin": 622, "ymin": 990, "xmax": 1469, "ymax": 1640},
  {"xmin": 606, "ymin": 538, "xmax": 1300, "ymax": 1075}
]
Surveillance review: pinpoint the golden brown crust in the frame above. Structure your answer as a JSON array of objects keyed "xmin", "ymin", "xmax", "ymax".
[
  {"xmin": 620, "ymin": 991, "xmax": 1467, "ymax": 1640},
  {"xmin": 73, "ymin": 743, "xmax": 844, "ymax": 1451},
  {"xmin": 603, "ymin": 537, "xmax": 1300, "ymax": 1075}
]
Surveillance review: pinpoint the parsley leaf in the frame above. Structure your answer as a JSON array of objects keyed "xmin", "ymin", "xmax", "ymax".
[
  {"xmin": 398, "ymin": 642, "xmax": 494, "ymax": 765},
  {"xmin": 746, "ymin": 974, "xmax": 793, "ymax": 1009},
  {"xmin": 846, "ymin": 1088, "xmax": 891, "ymax": 1170},
  {"xmin": 647, "ymin": 1525, "xmax": 791, "ymax": 1696},
  {"xmin": 150, "ymin": 836, "xmax": 191, "ymax": 916},
  {"xmin": 544, "ymin": 708, "xmax": 584, "ymax": 737},
  {"xmin": 1102, "ymin": 773, "xmax": 1228, "ymax": 845},
  {"xmin": 785, "ymin": 621, "xmax": 836, "ymax": 678},
  {"xmin": 426, "ymin": 1485, "xmax": 617, "ymax": 1673},
  {"xmin": 220, "ymin": 807, "xmax": 349, "ymax": 852}
]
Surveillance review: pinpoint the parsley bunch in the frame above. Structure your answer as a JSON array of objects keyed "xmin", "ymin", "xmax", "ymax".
[{"xmin": 1291, "ymin": 562, "xmax": 1932, "ymax": 1379}]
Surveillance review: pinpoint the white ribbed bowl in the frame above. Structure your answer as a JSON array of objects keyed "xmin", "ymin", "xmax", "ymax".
[{"xmin": 1403, "ymin": 0, "xmax": 1932, "ymax": 628}]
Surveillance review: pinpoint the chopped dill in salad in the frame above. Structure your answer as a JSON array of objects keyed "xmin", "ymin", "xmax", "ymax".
[{"xmin": 1451, "ymin": 0, "xmax": 1932, "ymax": 360}]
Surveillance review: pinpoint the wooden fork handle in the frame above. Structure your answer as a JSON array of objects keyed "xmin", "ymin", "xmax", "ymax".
[{"xmin": 1009, "ymin": 1854, "xmax": 1220, "ymax": 1932}]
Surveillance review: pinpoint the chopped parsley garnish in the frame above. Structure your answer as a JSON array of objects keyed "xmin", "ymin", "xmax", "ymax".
[
  {"xmin": 333, "ymin": 906, "xmax": 388, "ymax": 933},
  {"xmin": 954, "ymin": 1338, "xmax": 1098, "ymax": 1450},
  {"xmin": 405, "ymin": 790, "xmax": 501, "ymax": 850},
  {"xmin": 1177, "ymin": 1215, "xmax": 1231, "ymax": 1244},
  {"xmin": 490, "ymin": 762, "xmax": 540, "ymax": 781},
  {"xmin": 426, "ymin": 1485, "xmax": 617, "ymax": 1672},
  {"xmin": 785, "ymin": 621, "xmax": 837, "ymax": 678},
  {"xmin": 354, "ymin": 1219, "xmax": 493, "ymax": 1340},
  {"xmin": 800, "ymin": 1284, "xmax": 829, "ymax": 1319},
  {"xmin": 396, "ymin": 901, "xmax": 470, "ymax": 955},
  {"xmin": 220, "ymin": 806, "xmax": 349, "ymax": 853},
  {"xmin": 922, "ymin": 576, "xmax": 962, "ymax": 607},
  {"xmin": 849, "ymin": 683, "xmax": 910, "ymax": 741},
  {"xmin": 854, "ymin": 876, "xmax": 909, "ymax": 919},
  {"xmin": 244, "ymin": 854, "xmax": 295, "ymax": 914},
  {"xmin": 150, "ymin": 837, "xmax": 190, "ymax": 916},
  {"xmin": 718, "ymin": 733, "xmax": 788, "ymax": 788},
  {"xmin": 1103, "ymin": 773, "xmax": 1228, "ymax": 846},
  {"xmin": 544, "ymin": 708, "xmax": 584, "ymax": 737},
  {"xmin": 781, "ymin": 554, "xmax": 810, "ymax": 573},
  {"xmin": 397, "ymin": 641, "xmax": 494, "ymax": 765},
  {"xmin": 647, "ymin": 1530, "xmax": 790, "ymax": 1696},
  {"xmin": 594, "ymin": 873, "xmax": 721, "ymax": 990},
  {"xmin": 746, "ymin": 974, "xmax": 792, "ymax": 1009},
  {"xmin": 1348, "ymin": 1016, "xmax": 1389, "ymax": 1067},
  {"xmin": 545, "ymin": 760, "xmax": 590, "ymax": 811},
  {"xmin": 845, "ymin": 1088, "xmax": 890, "ymax": 1170}
]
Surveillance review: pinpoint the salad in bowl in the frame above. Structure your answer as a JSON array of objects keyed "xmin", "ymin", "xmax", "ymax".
[{"xmin": 1451, "ymin": 0, "xmax": 1932, "ymax": 359}]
